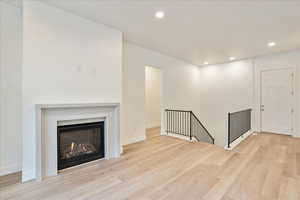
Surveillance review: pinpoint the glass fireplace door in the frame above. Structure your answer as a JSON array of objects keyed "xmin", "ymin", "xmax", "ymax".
[{"xmin": 57, "ymin": 121, "xmax": 105, "ymax": 170}]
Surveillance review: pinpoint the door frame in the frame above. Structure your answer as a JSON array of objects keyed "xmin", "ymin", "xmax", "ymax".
[
  {"xmin": 258, "ymin": 67, "xmax": 296, "ymax": 136},
  {"xmin": 144, "ymin": 65, "xmax": 163, "ymax": 131}
]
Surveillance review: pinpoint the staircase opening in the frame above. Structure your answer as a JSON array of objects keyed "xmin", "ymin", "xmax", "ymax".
[{"xmin": 165, "ymin": 109, "xmax": 214, "ymax": 144}]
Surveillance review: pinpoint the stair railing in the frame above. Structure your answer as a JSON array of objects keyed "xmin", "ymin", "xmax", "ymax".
[
  {"xmin": 228, "ymin": 108, "xmax": 252, "ymax": 148},
  {"xmin": 165, "ymin": 109, "xmax": 214, "ymax": 144}
]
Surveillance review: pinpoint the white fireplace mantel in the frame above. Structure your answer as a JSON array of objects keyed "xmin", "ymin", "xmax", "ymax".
[{"xmin": 35, "ymin": 102, "xmax": 121, "ymax": 181}]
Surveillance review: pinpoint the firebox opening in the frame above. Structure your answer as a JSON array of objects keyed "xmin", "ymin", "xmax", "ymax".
[{"xmin": 57, "ymin": 121, "xmax": 105, "ymax": 170}]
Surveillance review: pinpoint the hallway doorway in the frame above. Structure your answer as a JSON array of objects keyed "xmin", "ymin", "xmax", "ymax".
[{"xmin": 145, "ymin": 66, "xmax": 161, "ymax": 130}]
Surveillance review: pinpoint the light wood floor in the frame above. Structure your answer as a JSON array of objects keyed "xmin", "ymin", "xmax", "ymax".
[
  {"xmin": 1, "ymin": 128, "xmax": 300, "ymax": 200},
  {"xmin": 0, "ymin": 172, "xmax": 21, "ymax": 189}
]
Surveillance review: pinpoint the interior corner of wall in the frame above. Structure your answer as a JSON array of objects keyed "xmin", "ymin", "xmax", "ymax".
[{"xmin": 122, "ymin": 134, "xmax": 146, "ymax": 146}]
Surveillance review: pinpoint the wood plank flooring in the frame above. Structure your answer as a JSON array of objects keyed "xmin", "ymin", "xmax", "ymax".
[
  {"xmin": 1, "ymin": 129, "xmax": 299, "ymax": 200},
  {"xmin": 0, "ymin": 172, "xmax": 21, "ymax": 189}
]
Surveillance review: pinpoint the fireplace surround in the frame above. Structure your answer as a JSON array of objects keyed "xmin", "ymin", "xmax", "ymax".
[
  {"xmin": 57, "ymin": 121, "xmax": 105, "ymax": 170},
  {"xmin": 30, "ymin": 103, "xmax": 121, "ymax": 182}
]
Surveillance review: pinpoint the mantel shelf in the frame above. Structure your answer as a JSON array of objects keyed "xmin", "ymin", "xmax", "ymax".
[{"xmin": 36, "ymin": 102, "xmax": 120, "ymax": 109}]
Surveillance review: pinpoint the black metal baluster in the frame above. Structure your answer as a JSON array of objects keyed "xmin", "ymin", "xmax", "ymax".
[
  {"xmin": 184, "ymin": 112, "xmax": 186, "ymax": 136},
  {"xmin": 174, "ymin": 111, "xmax": 176, "ymax": 134},
  {"xmin": 178, "ymin": 112, "xmax": 180, "ymax": 135},
  {"xmin": 189, "ymin": 112, "xmax": 192, "ymax": 140},
  {"xmin": 167, "ymin": 111, "xmax": 169, "ymax": 134},
  {"xmin": 165, "ymin": 109, "xmax": 216, "ymax": 144},
  {"xmin": 176, "ymin": 111, "xmax": 178, "ymax": 134},
  {"xmin": 181, "ymin": 112, "xmax": 182, "ymax": 135},
  {"xmin": 228, "ymin": 112, "xmax": 231, "ymax": 148},
  {"xmin": 171, "ymin": 111, "xmax": 173, "ymax": 134},
  {"xmin": 172, "ymin": 111, "xmax": 174, "ymax": 134},
  {"xmin": 180, "ymin": 112, "xmax": 182, "ymax": 135}
]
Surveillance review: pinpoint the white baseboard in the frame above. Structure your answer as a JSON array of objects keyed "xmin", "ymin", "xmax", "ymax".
[
  {"xmin": 146, "ymin": 122, "xmax": 161, "ymax": 129},
  {"xmin": 0, "ymin": 163, "xmax": 21, "ymax": 176},
  {"xmin": 161, "ymin": 131, "xmax": 167, "ymax": 135},
  {"xmin": 120, "ymin": 145, "xmax": 124, "ymax": 154},
  {"xmin": 22, "ymin": 168, "xmax": 36, "ymax": 182},
  {"xmin": 146, "ymin": 126, "xmax": 161, "ymax": 131},
  {"xmin": 164, "ymin": 132, "xmax": 192, "ymax": 142},
  {"xmin": 122, "ymin": 135, "xmax": 146, "ymax": 146},
  {"xmin": 224, "ymin": 130, "xmax": 253, "ymax": 150}
]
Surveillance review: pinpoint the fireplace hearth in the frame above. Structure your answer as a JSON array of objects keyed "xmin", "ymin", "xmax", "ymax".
[{"xmin": 57, "ymin": 121, "xmax": 105, "ymax": 170}]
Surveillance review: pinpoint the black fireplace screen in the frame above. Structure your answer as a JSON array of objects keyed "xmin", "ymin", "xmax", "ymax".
[{"xmin": 57, "ymin": 121, "xmax": 105, "ymax": 170}]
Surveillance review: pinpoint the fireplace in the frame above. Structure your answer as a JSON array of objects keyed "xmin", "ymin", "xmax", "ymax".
[{"xmin": 57, "ymin": 121, "xmax": 105, "ymax": 170}]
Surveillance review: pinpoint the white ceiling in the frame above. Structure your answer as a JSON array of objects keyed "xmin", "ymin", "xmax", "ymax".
[{"xmin": 8, "ymin": 0, "xmax": 300, "ymax": 66}]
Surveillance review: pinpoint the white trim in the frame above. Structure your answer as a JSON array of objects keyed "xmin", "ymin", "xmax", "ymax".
[
  {"xmin": 0, "ymin": 163, "xmax": 21, "ymax": 176},
  {"xmin": 144, "ymin": 65, "xmax": 164, "ymax": 142},
  {"xmin": 36, "ymin": 102, "xmax": 119, "ymax": 109},
  {"xmin": 0, "ymin": 3, "xmax": 3, "ymax": 178},
  {"xmin": 224, "ymin": 130, "xmax": 253, "ymax": 150},
  {"xmin": 162, "ymin": 132, "xmax": 192, "ymax": 142},
  {"xmin": 146, "ymin": 121, "xmax": 161, "ymax": 129},
  {"xmin": 22, "ymin": 168, "xmax": 35, "ymax": 182},
  {"xmin": 257, "ymin": 66, "xmax": 296, "ymax": 136},
  {"xmin": 32, "ymin": 103, "xmax": 121, "ymax": 182},
  {"xmin": 57, "ymin": 117, "xmax": 105, "ymax": 126},
  {"xmin": 122, "ymin": 135, "xmax": 146, "ymax": 146},
  {"xmin": 159, "ymin": 68, "xmax": 166, "ymax": 138}
]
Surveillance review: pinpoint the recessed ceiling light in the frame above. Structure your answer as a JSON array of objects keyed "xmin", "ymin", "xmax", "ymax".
[
  {"xmin": 203, "ymin": 61, "xmax": 209, "ymax": 65},
  {"xmin": 229, "ymin": 57, "xmax": 236, "ymax": 61},
  {"xmin": 268, "ymin": 42, "xmax": 276, "ymax": 47},
  {"xmin": 155, "ymin": 11, "xmax": 165, "ymax": 19}
]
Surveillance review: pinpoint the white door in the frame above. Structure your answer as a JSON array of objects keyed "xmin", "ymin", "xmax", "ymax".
[{"xmin": 261, "ymin": 68, "xmax": 294, "ymax": 135}]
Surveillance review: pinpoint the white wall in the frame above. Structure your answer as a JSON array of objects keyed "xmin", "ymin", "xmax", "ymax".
[
  {"xmin": 198, "ymin": 60, "xmax": 254, "ymax": 147},
  {"xmin": 0, "ymin": 2, "xmax": 22, "ymax": 176},
  {"xmin": 145, "ymin": 66, "xmax": 161, "ymax": 129},
  {"xmin": 22, "ymin": 1, "xmax": 122, "ymax": 181},
  {"xmin": 122, "ymin": 42, "xmax": 201, "ymax": 145},
  {"xmin": 1, "ymin": 0, "xmax": 299, "ymax": 180},
  {"xmin": 254, "ymin": 50, "xmax": 300, "ymax": 138},
  {"xmin": 123, "ymin": 42, "xmax": 300, "ymax": 148},
  {"xmin": 198, "ymin": 51, "xmax": 300, "ymax": 146}
]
